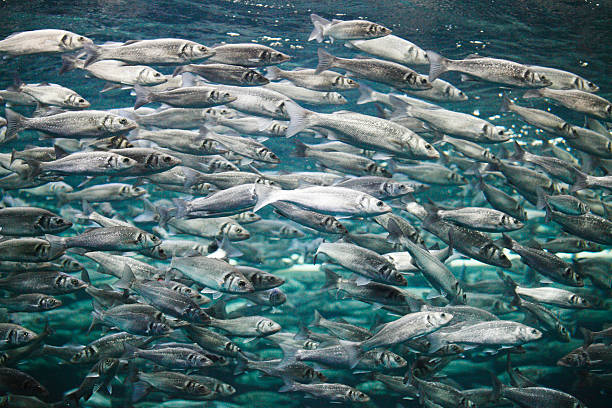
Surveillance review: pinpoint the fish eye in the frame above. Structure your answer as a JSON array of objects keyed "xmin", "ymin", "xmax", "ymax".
[
  {"xmin": 78, "ymin": 98, "xmax": 85, "ymax": 103},
  {"xmin": 531, "ymin": 329, "xmax": 538, "ymax": 335},
  {"xmin": 78, "ymin": 36, "xmax": 85, "ymax": 41},
  {"xmin": 425, "ymin": 143, "xmax": 433, "ymax": 150},
  {"xmin": 238, "ymin": 281, "xmax": 246, "ymax": 288},
  {"xmin": 199, "ymin": 46, "xmax": 207, "ymax": 52},
  {"xmin": 154, "ymin": 72, "xmax": 161, "ymax": 77},
  {"xmin": 420, "ymin": 77, "xmax": 427, "ymax": 84},
  {"xmin": 119, "ymin": 118, "xmax": 127, "ymax": 125},
  {"xmin": 376, "ymin": 201, "xmax": 384, "ymax": 207},
  {"xmin": 70, "ymin": 279, "xmax": 79, "ymax": 286},
  {"xmin": 163, "ymin": 156, "xmax": 171, "ymax": 162},
  {"xmin": 122, "ymin": 157, "xmax": 131, "ymax": 163}
]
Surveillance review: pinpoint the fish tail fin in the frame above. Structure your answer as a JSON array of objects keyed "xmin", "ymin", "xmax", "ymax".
[
  {"xmin": 83, "ymin": 43, "xmax": 102, "ymax": 67},
  {"xmin": 131, "ymin": 381, "xmax": 151, "ymax": 403},
  {"xmin": 570, "ymin": 169, "xmax": 589, "ymax": 193},
  {"xmin": 338, "ymin": 339, "xmax": 365, "ymax": 368},
  {"xmin": 133, "ymin": 85, "xmax": 154, "ymax": 110},
  {"xmin": 59, "ymin": 55, "xmax": 81, "ymax": 75},
  {"xmin": 121, "ymin": 342, "xmax": 140, "ymax": 359},
  {"xmin": 172, "ymin": 198, "xmax": 189, "ymax": 219},
  {"xmin": 427, "ymin": 335, "xmax": 445, "ymax": 354},
  {"xmin": 253, "ymin": 183, "xmax": 281, "ymax": 213},
  {"xmin": 172, "ymin": 65, "xmax": 187, "ymax": 77},
  {"xmin": 309, "ymin": 14, "xmax": 331, "ymax": 42},
  {"xmin": 491, "ymin": 371, "xmax": 504, "ymax": 401},
  {"xmin": 234, "ymin": 356, "xmax": 249, "ymax": 375},
  {"xmin": 278, "ymin": 342, "xmax": 299, "ymax": 367},
  {"xmin": 535, "ymin": 187, "xmax": 548, "ymax": 210},
  {"xmin": 292, "ymin": 140, "xmax": 308, "ymax": 157},
  {"xmin": 284, "ymin": 101, "xmax": 316, "ymax": 137},
  {"xmin": 278, "ymin": 381, "xmax": 298, "ymax": 393},
  {"xmin": 114, "ymin": 265, "xmax": 136, "ymax": 290},
  {"xmin": 45, "ymin": 234, "xmax": 68, "ymax": 254},
  {"xmin": 315, "ymin": 48, "xmax": 337, "ymax": 74},
  {"xmin": 312, "ymin": 309, "xmax": 323, "ymax": 327},
  {"xmin": 510, "ymin": 140, "xmax": 525, "ymax": 162},
  {"xmin": 500, "ymin": 94, "xmax": 513, "ymax": 112},
  {"xmin": 580, "ymin": 327, "xmax": 594, "ymax": 348},
  {"xmin": 5, "ymin": 108, "xmax": 28, "ymax": 140},
  {"xmin": 496, "ymin": 270, "xmax": 518, "ymax": 292},
  {"xmin": 425, "ymin": 50, "xmax": 450, "ymax": 82},
  {"xmin": 356, "ymin": 83, "xmax": 376, "ymax": 105},
  {"xmin": 522, "ymin": 89, "xmax": 541, "ymax": 99},
  {"xmin": 321, "ymin": 266, "xmax": 340, "ymax": 291},
  {"xmin": 265, "ymin": 66, "xmax": 282, "ymax": 81}
]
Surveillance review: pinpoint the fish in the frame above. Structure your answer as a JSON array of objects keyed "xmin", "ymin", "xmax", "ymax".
[
  {"xmin": 523, "ymin": 87, "xmax": 612, "ymax": 120},
  {"xmin": 83, "ymin": 38, "xmax": 215, "ymax": 66},
  {"xmin": 174, "ymin": 63, "xmax": 270, "ymax": 86},
  {"xmin": 309, "ymin": 14, "xmax": 391, "ymax": 43},
  {"xmin": 206, "ymin": 43, "xmax": 290, "ymax": 67},
  {"xmin": 265, "ymin": 66, "xmax": 358, "ymax": 91},
  {"xmin": 427, "ymin": 51, "xmax": 552, "ymax": 88},
  {"xmin": 0, "ymin": 29, "xmax": 91, "ymax": 55}
]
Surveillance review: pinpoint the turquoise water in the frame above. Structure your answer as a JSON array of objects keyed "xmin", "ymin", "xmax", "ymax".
[{"xmin": 1, "ymin": 1, "xmax": 611, "ymax": 407}]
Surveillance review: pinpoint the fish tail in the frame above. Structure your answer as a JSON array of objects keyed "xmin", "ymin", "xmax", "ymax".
[
  {"xmin": 83, "ymin": 43, "xmax": 102, "ymax": 67},
  {"xmin": 570, "ymin": 169, "xmax": 589, "ymax": 193},
  {"xmin": 500, "ymin": 94, "xmax": 513, "ymax": 112},
  {"xmin": 265, "ymin": 66, "xmax": 282, "ymax": 81},
  {"xmin": 172, "ymin": 198, "xmax": 189, "ymax": 219},
  {"xmin": 172, "ymin": 65, "xmax": 187, "ymax": 77},
  {"xmin": 234, "ymin": 356, "xmax": 249, "ymax": 375},
  {"xmin": 338, "ymin": 339, "xmax": 365, "ymax": 368},
  {"xmin": 252, "ymin": 183, "xmax": 279, "ymax": 213},
  {"xmin": 284, "ymin": 101, "xmax": 316, "ymax": 137},
  {"xmin": 496, "ymin": 270, "xmax": 518, "ymax": 292},
  {"xmin": 315, "ymin": 48, "xmax": 337, "ymax": 74},
  {"xmin": 321, "ymin": 266, "xmax": 340, "ymax": 291},
  {"xmin": 59, "ymin": 55, "xmax": 82, "ymax": 75},
  {"xmin": 114, "ymin": 265, "xmax": 136, "ymax": 290},
  {"xmin": 5, "ymin": 108, "xmax": 27, "ymax": 140},
  {"xmin": 580, "ymin": 327, "xmax": 594, "ymax": 348},
  {"xmin": 356, "ymin": 83, "xmax": 376, "ymax": 105},
  {"xmin": 292, "ymin": 140, "xmax": 308, "ymax": 157},
  {"xmin": 309, "ymin": 14, "xmax": 331, "ymax": 42},
  {"xmin": 425, "ymin": 50, "xmax": 450, "ymax": 82},
  {"xmin": 45, "ymin": 234, "xmax": 68, "ymax": 254},
  {"xmin": 133, "ymin": 85, "xmax": 155, "ymax": 110},
  {"xmin": 522, "ymin": 89, "xmax": 541, "ymax": 99},
  {"xmin": 510, "ymin": 140, "xmax": 525, "ymax": 162},
  {"xmin": 535, "ymin": 187, "xmax": 548, "ymax": 210},
  {"xmin": 312, "ymin": 309, "xmax": 323, "ymax": 327}
]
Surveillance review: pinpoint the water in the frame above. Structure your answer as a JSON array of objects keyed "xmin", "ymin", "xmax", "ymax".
[{"xmin": 0, "ymin": 0, "xmax": 611, "ymax": 407}]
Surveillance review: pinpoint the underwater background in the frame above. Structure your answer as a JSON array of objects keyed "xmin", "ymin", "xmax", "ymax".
[{"xmin": 0, "ymin": 0, "xmax": 611, "ymax": 407}]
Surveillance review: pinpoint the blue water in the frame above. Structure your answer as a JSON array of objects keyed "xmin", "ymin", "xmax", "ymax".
[{"xmin": 1, "ymin": 0, "xmax": 611, "ymax": 407}]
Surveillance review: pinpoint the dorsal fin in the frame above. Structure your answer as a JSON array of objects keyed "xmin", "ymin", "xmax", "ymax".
[
  {"xmin": 465, "ymin": 54, "xmax": 481, "ymax": 60},
  {"xmin": 122, "ymin": 40, "xmax": 141, "ymax": 46},
  {"xmin": 54, "ymin": 144, "xmax": 70, "ymax": 159}
]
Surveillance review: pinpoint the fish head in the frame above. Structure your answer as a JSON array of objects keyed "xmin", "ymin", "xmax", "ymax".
[
  {"xmin": 459, "ymin": 397, "xmax": 477, "ymax": 408},
  {"xmin": 242, "ymin": 69, "xmax": 269, "ymax": 85},
  {"xmin": 224, "ymin": 223, "xmax": 250, "ymax": 241},
  {"xmin": 208, "ymin": 88, "xmax": 237, "ymax": 105},
  {"xmin": 217, "ymin": 383, "xmax": 236, "ymax": 396},
  {"xmin": 500, "ymin": 214, "xmax": 523, "ymax": 230},
  {"xmin": 325, "ymin": 92, "xmax": 347, "ymax": 104},
  {"xmin": 575, "ymin": 77, "xmax": 599, "ymax": 92},
  {"xmin": 239, "ymin": 212, "xmax": 261, "ymax": 223},
  {"xmin": 40, "ymin": 296, "xmax": 62, "ymax": 310},
  {"xmin": 368, "ymin": 23, "xmax": 392, "ymax": 38},
  {"xmin": 388, "ymin": 269, "xmax": 407, "ymax": 286},
  {"xmin": 226, "ymin": 272, "xmax": 255, "ymax": 293},
  {"xmin": 482, "ymin": 123, "xmax": 509, "ymax": 142},
  {"xmin": 11, "ymin": 327, "xmax": 36, "ymax": 346},
  {"xmin": 384, "ymin": 181, "xmax": 412, "ymax": 197},
  {"xmin": 140, "ymin": 67, "xmax": 167, "ymax": 85},
  {"xmin": 336, "ymin": 75, "xmax": 358, "ymax": 89},
  {"xmin": 65, "ymin": 93, "xmax": 90, "ymax": 109},
  {"xmin": 186, "ymin": 43, "xmax": 216, "ymax": 60},
  {"xmin": 569, "ymin": 294, "xmax": 591, "ymax": 308},
  {"xmin": 147, "ymin": 322, "xmax": 172, "ymax": 335},
  {"xmin": 442, "ymin": 83, "xmax": 468, "ymax": 101},
  {"xmin": 267, "ymin": 288, "xmax": 287, "ymax": 306},
  {"xmin": 562, "ymin": 266, "xmax": 583, "ymax": 286},
  {"xmin": 39, "ymin": 214, "xmax": 72, "ymax": 234},
  {"xmin": 261, "ymin": 273, "xmax": 285, "ymax": 289},
  {"xmin": 448, "ymin": 171, "xmax": 467, "ymax": 185},
  {"xmin": 267, "ymin": 50, "xmax": 291, "ymax": 64},
  {"xmin": 225, "ymin": 341, "xmax": 241, "ymax": 355},
  {"xmin": 58, "ymin": 255, "xmax": 84, "ymax": 272},
  {"xmin": 257, "ymin": 147, "xmax": 280, "ymax": 163},
  {"xmin": 256, "ymin": 318, "xmax": 281, "ymax": 335},
  {"xmin": 358, "ymin": 193, "xmax": 392, "ymax": 215},
  {"xmin": 518, "ymin": 325, "xmax": 542, "ymax": 342},
  {"xmin": 128, "ymin": 186, "xmax": 148, "ymax": 198},
  {"xmin": 100, "ymin": 358, "xmax": 120, "ymax": 374},
  {"xmin": 186, "ymin": 380, "xmax": 211, "ymax": 396},
  {"xmin": 110, "ymin": 116, "xmax": 138, "ymax": 133},
  {"xmin": 58, "ymin": 273, "xmax": 88, "ymax": 291},
  {"xmin": 323, "ymin": 216, "xmax": 348, "ymax": 235},
  {"xmin": 304, "ymin": 339, "xmax": 319, "ymax": 350},
  {"xmin": 348, "ymin": 389, "xmax": 370, "ymax": 403},
  {"xmin": 265, "ymin": 121, "xmax": 287, "ymax": 137},
  {"xmin": 427, "ymin": 311, "xmax": 454, "ymax": 328},
  {"xmin": 22, "ymin": 378, "xmax": 49, "ymax": 398},
  {"xmin": 403, "ymin": 71, "xmax": 432, "ymax": 90},
  {"xmin": 560, "ymin": 122, "xmax": 578, "ymax": 139},
  {"xmin": 524, "ymin": 69, "xmax": 552, "ymax": 87},
  {"xmin": 555, "ymin": 324, "xmax": 571, "ymax": 342},
  {"xmin": 71, "ymin": 346, "xmax": 96, "ymax": 364},
  {"xmin": 381, "ymin": 351, "xmax": 407, "ymax": 369},
  {"xmin": 188, "ymin": 307, "xmax": 211, "ymax": 325},
  {"xmin": 557, "ymin": 349, "xmax": 586, "ymax": 367},
  {"xmin": 405, "ymin": 45, "xmax": 429, "ymax": 65},
  {"xmin": 62, "ymin": 33, "xmax": 93, "ymax": 50}
]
